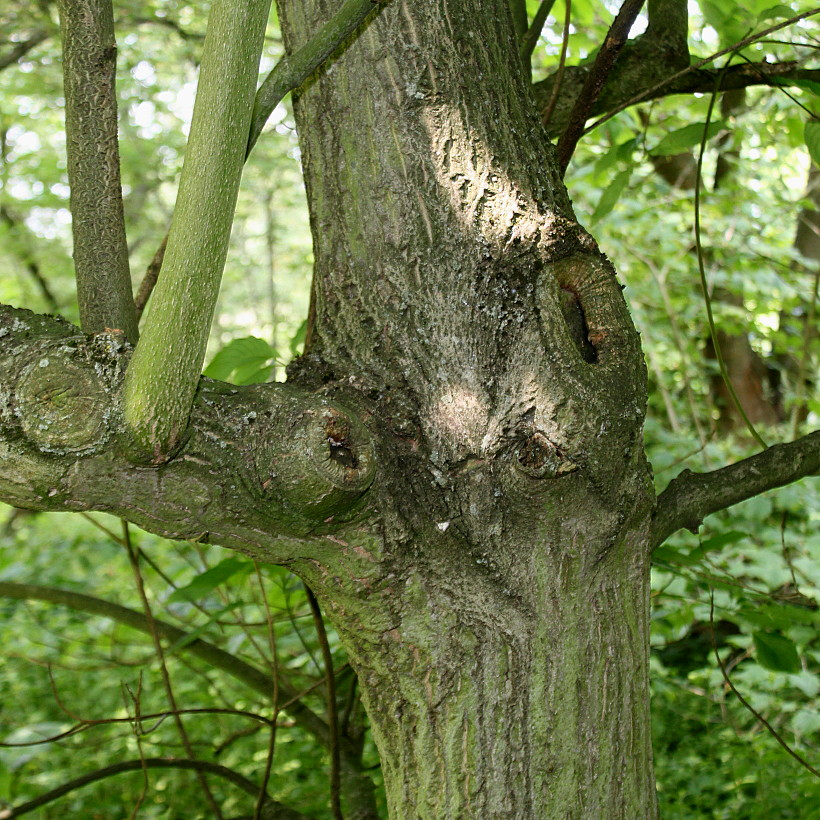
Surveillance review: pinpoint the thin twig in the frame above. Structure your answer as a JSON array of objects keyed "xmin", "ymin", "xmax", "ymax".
[
  {"xmin": 541, "ymin": 0, "xmax": 572, "ymax": 126},
  {"xmin": 556, "ymin": 0, "xmax": 645, "ymax": 174},
  {"xmin": 122, "ymin": 521, "xmax": 225, "ymax": 819},
  {"xmin": 693, "ymin": 60, "xmax": 767, "ymax": 448},
  {"xmin": 520, "ymin": 0, "xmax": 557, "ymax": 67},
  {"xmin": 134, "ymin": 232, "xmax": 167, "ymax": 321},
  {"xmin": 254, "ymin": 563, "xmax": 280, "ymax": 820},
  {"xmin": 709, "ymin": 592, "xmax": 820, "ymax": 778},
  {"xmin": 306, "ymin": 587, "xmax": 342, "ymax": 820}
]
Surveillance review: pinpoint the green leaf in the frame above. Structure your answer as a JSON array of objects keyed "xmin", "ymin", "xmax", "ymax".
[
  {"xmin": 691, "ymin": 530, "xmax": 749, "ymax": 555},
  {"xmin": 752, "ymin": 630, "xmax": 801, "ymax": 673},
  {"xmin": 289, "ymin": 319, "xmax": 308, "ymax": 357},
  {"xmin": 756, "ymin": 4, "xmax": 795, "ymax": 23},
  {"xmin": 805, "ymin": 119, "xmax": 820, "ymax": 166},
  {"xmin": 652, "ymin": 544, "xmax": 698, "ymax": 568},
  {"xmin": 593, "ymin": 137, "xmax": 637, "ymax": 179},
  {"xmin": 649, "ymin": 121, "xmax": 726, "ymax": 156},
  {"xmin": 591, "ymin": 168, "xmax": 632, "ymax": 223},
  {"xmin": 204, "ymin": 336, "xmax": 277, "ymax": 385},
  {"xmin": 168, "ymin": 557, "xmax": 252, "ymax": 603}
]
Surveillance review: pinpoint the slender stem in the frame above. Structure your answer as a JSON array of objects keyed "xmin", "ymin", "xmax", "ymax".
[
  {"xmin": 556, "ymin": 0, "xmax": 645, "ymax": 174},
  {"xmin": 693, "ymin": 62, "xmax": 767, "ymax": 447},
  {"xmin": 541, "ymin": 0, "xmax": 572, "ymax": 126},
  {"xmin": 57, "ymin": 0, "xmax": 137, "ymax": 341},
  {"xmin": 254, "ymin": 563, "xmax": 280, "ymax": 820},
  {"xmin": 307, "ymin": 587, "xmax": 342, "ymax": 820},
  {"xmin": 134, "ymin": 233, "xmax": 168, "ymax": 321},
  {"xmin": 122, "ymin": 522, "xmax": 224, "ymax": 819},
  {"xmin": 248, "ymin": 0, "xmax": 388, "ymax": 154},
  {"xmin": 709, "ymin": 593, "xmax": 820, "ymax": 778},
  {"xmin": 520, "ymin": 0, "xmax": 557, "ymax": 68},
  {"xmin": 122, "ymin": 0, "xmax": 272, "ymax": 461}
]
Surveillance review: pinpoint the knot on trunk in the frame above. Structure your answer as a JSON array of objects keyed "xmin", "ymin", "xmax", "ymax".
[
  {"xmin": 514, "ymin": 431, "xmax": 578, "ymax": 478},
  {"xmin": 261, "ymin": 403, "xmax": 375, "ymax": 519}
]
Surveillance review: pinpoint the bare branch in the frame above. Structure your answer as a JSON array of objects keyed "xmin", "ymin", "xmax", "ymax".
[
  {"xmin": 248, "ymin": 0, "xmax": 389, "ymax": 154},
  {"xmin": 2, "ymin": 757, "xmax": 299, "ymax": 819},
  {"xmin": 556, "ymin": 0, "xmax": 645, "ymax": 174},
  {"xmin": 134, "ymin": 232, "xmax": 167, "ymax": 321},
  {"xmin": 650, "ymin": 431, "xmax": 820, "ymax": 550},
  {"xmin": 520, "ymin": 0, "xmax": 557, "ymax": 67},
  {"xmin": 0, "ymin": 30, "xmax": 51, "ymax": 72},
  {"xmin": 57, "ymin": 0, "xmax": 138, "ymax": 341}
]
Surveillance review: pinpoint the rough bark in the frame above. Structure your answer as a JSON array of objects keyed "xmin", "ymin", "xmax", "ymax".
[
  {"xmin": 275, "ymin": 0, "xmax": 657, "ymax": 816},
  {"xmin": 2, "ymin": 1, "xmax": 819, "ymax": 817}
]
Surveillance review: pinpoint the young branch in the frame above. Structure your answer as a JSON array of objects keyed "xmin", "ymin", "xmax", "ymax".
[
  {"xmin": 520, "ymin": 0, "xmax": 557, "ymax": 68},
  {"xmin": 135, "ymin": 0, "xmax": 389, "ymax": 323},
  {"xmin": 556, "ymin": 0, "xmax": 645, "ymax": 174},
  {"xmin": 0, "ymin": 30, "xmax": 51, "ymax": 72},
  {"xmin": 307, "ymin": 588, "xmax": 342, "ymax": 820},
  {"xmin": 247, "ymin": 0, "xmax": 388, "ymax": 154},
  {"xmin": 2, "ymin": 758, "xmax": 306, "ymax": 819},
  {"xmin": 57, "ymin": 0, "xmax": 138, "ymax": 341},
  {"xmin": 508, "ymin": 0, "xmax": 528, "ymax": 40},
  {"xmin": 650, "ymin": 431, "xmax": 820, "ymax": 550},
  {"xmin": 121, "ymin": 0, "xmax": 272, "ymax": 461}
]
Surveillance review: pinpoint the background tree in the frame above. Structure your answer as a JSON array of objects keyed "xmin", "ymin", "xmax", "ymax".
[{"xmin": 0, "ymin": 1, "xmax": 818, "ymax": 818}]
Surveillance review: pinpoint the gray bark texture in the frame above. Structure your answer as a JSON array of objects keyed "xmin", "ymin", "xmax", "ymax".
[
  {"xmin": 2, "ymin": 0, "xmax": 819, "ymax": 818},
  {"xmin": 274, "ymin": 0, "xmax": 658, "ymax": 816}
]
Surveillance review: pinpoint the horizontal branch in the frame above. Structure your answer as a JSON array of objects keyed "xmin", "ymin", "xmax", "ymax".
[
  {"xmin": 3, "ymin": 757, "xmax": 315, "ymax": 819},
  {"xmin": 0, "ymin": 305, "xmax": 376, "ymax": 553},
  {"xmin": 650, "ymin": 430, "xmax": 820, "ymax": 550},
  {"xmin": 535, "ymin": 46, "xmax": 820, "ymax": 139}
]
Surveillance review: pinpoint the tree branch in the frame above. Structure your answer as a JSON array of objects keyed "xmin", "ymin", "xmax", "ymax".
[
  {"xmin": 534, "ymin": 4, "xmax": 820, "ymax": 139},
  {"xmin": 121, "ymin": 0, "xmax": 272, "ymax": 460},
  {"xmin": 556, "ymin": 0, "xmax": 645, "ymax": 174},
  {"xmin": 2, "ymin": 757, "xmax": 315, "ymax": 819},
  {"xmin": 0, "ymin": 304, "xmax": 376, "ymax": 548},
  {"xmin": 520, "ymin": 0, "xmax": 557, "ymax": 68},
  {"xmin": 650, "ymin": 430, "xmax": 820, "ymax": 550},
  {"xmin": 0, "ymin": 30, "xmax": 51, "ymax": 72},
  {"xmin": 248, "ymin": 0, "xmax": 389, "ymax": 154},
  {"xmin": 57, "ymin": 0, "xmax": 138, "ymax": 342}
]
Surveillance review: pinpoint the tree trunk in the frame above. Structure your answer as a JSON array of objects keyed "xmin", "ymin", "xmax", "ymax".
[{"xmin": 275, "ymin": 0, "xmax": 659, "ymax": 816}]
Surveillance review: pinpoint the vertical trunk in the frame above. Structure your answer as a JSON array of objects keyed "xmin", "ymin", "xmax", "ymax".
[
  {"xmin": 276, "ymin": 0, "xmax": 658, "ymax": 816},
  {"xmin": 297, "ymin": 525, "xmax": 656, "ymax": 819}
]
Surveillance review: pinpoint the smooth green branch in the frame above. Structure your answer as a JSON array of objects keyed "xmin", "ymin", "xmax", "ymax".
[
  {"xmin": 122, "ymin": 0, "xmax": 272, "ymax": 461},
  {"xmin": 650, "ymin": 430, "xmax": 820, "ymax": 550},
  {"xmin": 248, "ymin": 0, "xmax": 388, "ymax": 155},
  {"xmin": 57, "ymin": 0, "xmax": 137, "ymax": 342}
]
